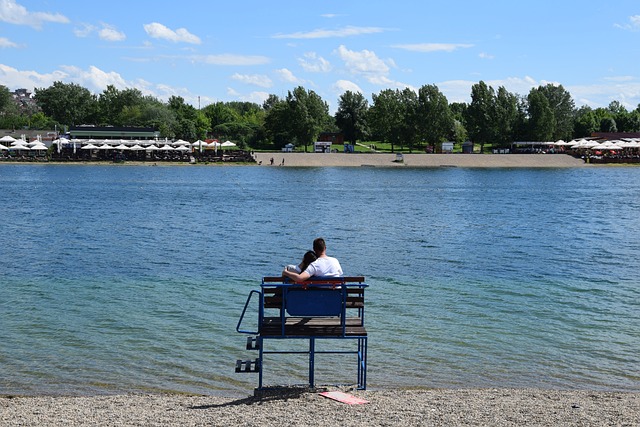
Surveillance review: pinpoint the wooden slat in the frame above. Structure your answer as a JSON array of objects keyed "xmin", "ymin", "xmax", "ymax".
[{"xmin": 260, "ymin": 317, "xmax": 366, "ymax": 337}]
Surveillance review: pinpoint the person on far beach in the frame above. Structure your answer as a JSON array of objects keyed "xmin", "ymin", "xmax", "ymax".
[
  {"xmin": 282, "ymin": 237, "xmax": 342, "ymax": 280},
  {"xmin": 284, "ymin": 250, "xmax": 317, "ymax": 274}
]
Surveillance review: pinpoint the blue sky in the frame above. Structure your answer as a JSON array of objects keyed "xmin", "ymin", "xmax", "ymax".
[{"xmin": 2, "ymin": 0, "xmax": 640, "ymax": 113}]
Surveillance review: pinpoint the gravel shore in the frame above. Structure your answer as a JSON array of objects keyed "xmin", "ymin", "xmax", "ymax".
[{"xmin": 2, "ymin": 388, "xmax": 638, "ymax": 426}]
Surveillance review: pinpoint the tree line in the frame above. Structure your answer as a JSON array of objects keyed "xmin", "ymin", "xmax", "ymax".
[{"xmin": 1, "ymin": 81, "xmax": 639, "ymax": 152}]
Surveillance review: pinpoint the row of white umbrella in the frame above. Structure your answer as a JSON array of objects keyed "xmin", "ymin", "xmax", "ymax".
[
  {"xmin": 0, "ymin": 135, "xmax": 48, "ymax": 151},
  {"xmin": 1, "ymin": 134, "xmax": 238, "ymax": 153},
  {"xmin": 553, "ymin": 138, "xmax": 640, "ymax": 150},
  {"xmin": 50, "ymin": 137, "xmax": 237, "ymax": 149}
]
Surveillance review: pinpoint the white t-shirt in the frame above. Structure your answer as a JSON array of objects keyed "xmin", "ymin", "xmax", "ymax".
[{"xmin": 304, "ymin": 256, "xmax": 343, "ymax": 277}]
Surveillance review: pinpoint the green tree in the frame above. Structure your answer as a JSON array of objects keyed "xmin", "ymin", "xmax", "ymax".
[
  {"xmin": 527, "ymin": 89, "xmax": 555, "ymax": 141},
  {"xmin": 34, "ymin": 81, "xmax": 98, "ymax": 126},
  {"xmin": 369, "ymin": 89, "xmax": 403, "ymax": 152},
  {"xmin": 535, "ymin": 84, "xmax": 575, "ymax": 141},
  {"xmin": 416, "ymin": 84, "xmax": 453, "ymax": 151},
  {"xmin": 263, "ymin": 96, "xmax": 291, "ymax": 147},
  {"xmin": 573, "ymin": 106, "xmax": 599, "ymax": 138},
  {"xmin": 465, "ymin": 81, "xmax": 496, "ymax": 152},
  {"xmin": 493, "ymin": 87, "xmax": 518, "ymax": 147},
  {"xmin": 397, "ymin": 88, "xmax": 419, "ymax": 152},
  {"xmin": 600, "ymin": 117, "xmax": 617, "ymax": 132},
  {"xmin": 286, "ymin": 86, "xmax": 331, "ymax": 152},
  {"xmin": 335, "ymin": 91, "xmax": 369, "ymax": 145}
]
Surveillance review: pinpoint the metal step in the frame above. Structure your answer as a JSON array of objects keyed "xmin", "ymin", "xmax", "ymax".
[
  {"xmin": 246, "ymin": 336, "xmax": 260, "ymax": 350},
  {"xmin": 235, "ymin": 359, "xmax": 260, "ymax": 373}
]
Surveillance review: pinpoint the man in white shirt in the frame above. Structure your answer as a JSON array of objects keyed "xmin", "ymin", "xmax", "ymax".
[{"xmin": 282, "ymin": 237, "xmax": 343, "ymax": 281}]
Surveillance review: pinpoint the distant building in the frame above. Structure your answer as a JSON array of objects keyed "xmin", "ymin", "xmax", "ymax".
[
  {"xmin": 69, "ymin": 126, "xmax": 160, "ymax": 140},
  {"xmin": 11, "ymin": 88, "xmax": 39, "ymax": 114},
  {"xmin": 318, "ymin": 132, "xmax": 344, "ymax": 145}
]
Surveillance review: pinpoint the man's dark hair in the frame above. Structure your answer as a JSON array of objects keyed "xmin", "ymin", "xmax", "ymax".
[{"xmin": 313, "ymin": 237, "xmax": 326, "ymax": 255}]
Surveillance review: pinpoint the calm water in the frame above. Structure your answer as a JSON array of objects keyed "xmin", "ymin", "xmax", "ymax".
[{"xmin": 1, "ymin": 164, "xmax": 639, "ymax": 395}]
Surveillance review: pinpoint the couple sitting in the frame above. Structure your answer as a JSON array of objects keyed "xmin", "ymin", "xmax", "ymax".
[{"xmin": 282, "ymin": 237, "xmax": 343, "ymax": 281}]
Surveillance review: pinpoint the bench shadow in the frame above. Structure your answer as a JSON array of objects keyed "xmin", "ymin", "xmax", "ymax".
[{"xmin": 190, "ymin": 386, "xmax": 326, "ymax": 409}]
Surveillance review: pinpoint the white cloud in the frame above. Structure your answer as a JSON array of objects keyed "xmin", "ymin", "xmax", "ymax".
[
  {"xmin": 59, "ymin": 65, "xmax": 129, "ymax": 91},
  {"xmin": 391, "ymin": 43, "xmax": 474, "ymax": 53},
  {"xmin": 275, "ymin": 68, "xmax": 305, "ymax": 84},
  {"xmin": 227, "ymin": 87, "xmax": 270, "ymax": 104},
  {"xmin": 335, "ymin": 45, "xmax": 390, "ymax": 81},
  {"xmin": 0, "ymin": 0, "xmax": 68, "ymax": 29},
  {"xmin": 74, "ymin": 22, "xmax": 126, "ymax": 42},
  {"xmin": 74, "ymin": 23, "xmax": 96, "ymax": 38},
  {"xmin": 99, "ymin": 24, "xmax": 126, "ymax": 42},
  {"xmin": 0, "ymin": 63, "xmax": 68, "ymax": 90},
  {"xmin": 144, "ymin": 22, "xmax": 201, "ymax": 44},
  {"xmin": 479, "ymin": 52, "xmax": 494, "ymax": 60},
  {"xmin": 333, "ymin": 79, "xmax": 363, "ymax": 95},
  {"xmin": 273, "ymin": 25, "xmax": 385, "ymax": 39},
  {"xmin": 231, "ymin": 73, "xmax": 273, "ymax": 88},
  {"xmin": 0, "ymin": 36, "xmax": 18, "ymax": 48},
  {"xmin": 190, "ymin": 54, "xmax": 269, "ymax": 66},
  {"xmin": 298, "ymin": 52, "xmax": 332, "ymax": 72},
  {"xmin": 614, "ymin": 15, "xmax": 640, "ymax": 31}
]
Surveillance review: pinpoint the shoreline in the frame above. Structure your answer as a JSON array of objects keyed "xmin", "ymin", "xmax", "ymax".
[
  {"xmin": 0, "ymin": 153, "xmax": 602, "ymax": 168},
  {"xmin": 2, "ymin": 388, "xmax": 638, "ymax": 426}
]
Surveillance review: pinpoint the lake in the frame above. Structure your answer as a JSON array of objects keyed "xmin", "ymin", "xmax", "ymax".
[{"xmin": 1, "ymin": 164, "xmax": 638, "ymax": 395}]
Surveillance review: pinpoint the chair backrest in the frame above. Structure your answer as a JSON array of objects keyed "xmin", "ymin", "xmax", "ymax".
[{"xmin": 285, "ymin": 288, "xmax": 343, "ymax": 316}]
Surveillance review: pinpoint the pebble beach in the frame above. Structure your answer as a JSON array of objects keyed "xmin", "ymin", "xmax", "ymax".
[{"xmin": 2, "ymin": 388, "xmax": 638, "ymax": 426}]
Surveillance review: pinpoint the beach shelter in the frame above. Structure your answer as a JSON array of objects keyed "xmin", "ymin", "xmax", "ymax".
[
  {"xmin": 221, "ymin": 141, "xmax": 237, "ymax": 149},
  {"xmin": 193, "ymin": 139, "xmax": 206, "ymax": 153}
]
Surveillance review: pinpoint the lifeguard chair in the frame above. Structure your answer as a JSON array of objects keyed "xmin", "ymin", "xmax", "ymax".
[{"xmin": 235, "ymin": 276, "xmax": 368, "ymax": 391}]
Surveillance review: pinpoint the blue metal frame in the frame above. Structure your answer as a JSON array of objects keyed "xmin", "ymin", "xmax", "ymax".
[{"xmin": 236, "ymin": 277, "xmax": 368, "ymax": 390}]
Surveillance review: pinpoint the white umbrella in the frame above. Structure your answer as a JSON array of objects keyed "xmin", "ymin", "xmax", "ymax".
[
  {"xmin": 172, "ymin": 139, "xmax": 190, "ymax": 146},
  {"xmin": 81, "ymin": 143, "xmax": 99, "ymax": 150},
  {"xmin": 145, "ymin": 145, "xmax": 160, "ymax": 151},
  {"xmin": 129, "ymin": 144, "xmax": 145, "ymax": 151},
  {"xmin": 0, "ymin": 135, "xmax": 16, "ymax": 143},
  {"xmin": 97, "ymin": 144, "xmax": 113, "ymax": 150},
  {"xmin": 114, "ymin": 144, "xmax": 130, "ymax": 150},
  {"xmin": 9, "ymin": 143, "xmax": 30, "ymax": 151},
  {"xmin": 0, "ymin": 143, "xmax": 8, "ymax": 150},
  {"xmin": 174, "ymin": 145, "xmax": 190, "ymax": 152},
  {"xmin": 221, "ymin": 140, "xmax": 236, "ymax": 148},
  {"xmin": 30, "ymin": 143, "xmax": 48, "ymax": 150},
  {"xmin": 159, "ymin": 144, "xmax": 175, "ymax": 151}
]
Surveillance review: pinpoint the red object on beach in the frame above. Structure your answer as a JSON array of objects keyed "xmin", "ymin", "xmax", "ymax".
[{"xmin": 319, "ymin": 391, "xmax": 369, "ymax": 405}]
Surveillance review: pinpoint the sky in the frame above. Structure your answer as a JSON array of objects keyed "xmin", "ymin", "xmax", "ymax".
[{"xmin": 1, "ymin": 0, "xmax": 640, "ymax": 113}]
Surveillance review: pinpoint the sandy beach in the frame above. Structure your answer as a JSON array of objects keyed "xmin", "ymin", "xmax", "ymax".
[
  {"xmin": 2, "ymin": 388, "xmax": 638, "ymax": 426},
  {"xmin": 254, "ymin": 153, "xmax": 588, "ymax": 168},
  {"xmin": 0, "ymin": 153, "xmax": 597, "ymax": 168}
]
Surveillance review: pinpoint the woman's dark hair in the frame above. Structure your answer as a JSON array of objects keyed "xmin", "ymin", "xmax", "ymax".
[{"xmin": 300, "ymin": 250, "xmax": 317, "ymax": 272}]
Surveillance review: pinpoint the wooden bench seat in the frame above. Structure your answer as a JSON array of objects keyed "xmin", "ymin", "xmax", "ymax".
[{"xmin": 260, "ymin": 317, "xmax": 367, "ymax": 337}]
